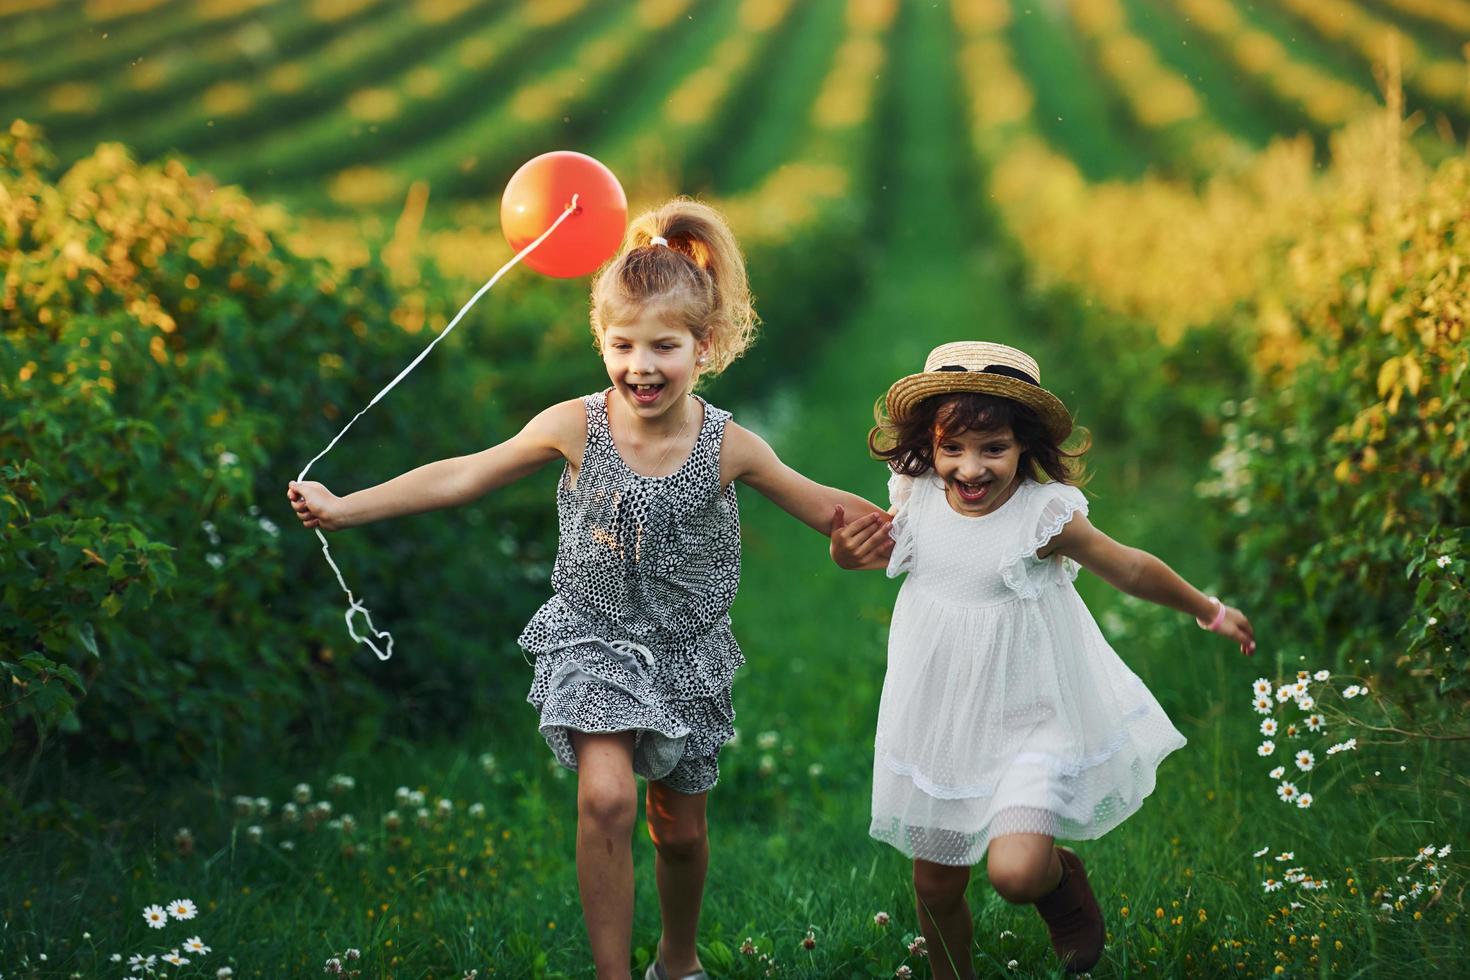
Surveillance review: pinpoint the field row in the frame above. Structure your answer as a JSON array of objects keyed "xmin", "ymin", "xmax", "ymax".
[{"xmin": 3, "ymin": 0, "xmax": 1460, "ymax": 216}]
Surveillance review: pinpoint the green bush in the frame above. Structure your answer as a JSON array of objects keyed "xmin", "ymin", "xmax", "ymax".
[
  {"xmin": 1203, "ymin": 157, "xmax": 1470, "ymax": 708},
  {"xmin": 0, "ymin": 121, "xmax": 597, "ymax": 784}
]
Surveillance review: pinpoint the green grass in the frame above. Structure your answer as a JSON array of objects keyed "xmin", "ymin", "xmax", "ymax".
[
  {"xmin": 707, "ymin": 0, "xmax": 848, "ymax": 194},
  {"xmin": 1003, "ymin": 0, "xmax": 1150, "ymax": 182}
]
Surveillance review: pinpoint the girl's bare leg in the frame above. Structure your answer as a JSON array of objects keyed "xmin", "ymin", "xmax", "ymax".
[
  {"xmin": 985, "ymin": 833, "xmax": 1062, "ymax": 903},
  {"xmin": 572, "ymin": 731, "xmax": 639, "ymax": 980},
  {"xmin": 912, "ymin": 859, "xmax": 977, "ymax": 980},
  {"xmin": 645, "ymin": 781, "xmax": 709, "ymax": 976}
]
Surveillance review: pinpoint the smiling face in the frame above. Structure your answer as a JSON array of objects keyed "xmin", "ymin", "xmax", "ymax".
[
  {"xmin": 932, "ymin": 422, "xmax": 1025, "ymax": 516},
  {"xmin": 600, "ymin": 308, "xmax": 709, "ymax": 421}
]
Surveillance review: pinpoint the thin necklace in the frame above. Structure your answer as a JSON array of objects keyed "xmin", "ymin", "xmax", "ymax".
[{"xmin": 652, "ymin": 395, "xmax": 693, "ymax": 475}]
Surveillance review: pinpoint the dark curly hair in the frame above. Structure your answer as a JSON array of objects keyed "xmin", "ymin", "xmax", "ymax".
[{"xmin": 869, "ymin": 391, "xmax": 1090, "ymax": 485}]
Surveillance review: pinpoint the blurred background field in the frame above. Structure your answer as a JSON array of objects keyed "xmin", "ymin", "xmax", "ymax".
[{"xmin": 2, "ymin": 0, "xmax": 1467, "ymax": 976}]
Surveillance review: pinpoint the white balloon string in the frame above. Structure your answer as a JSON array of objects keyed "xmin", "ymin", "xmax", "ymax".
[{"xmin": 298, "ymin": 194, "xmax": 583, "ymax": 661}]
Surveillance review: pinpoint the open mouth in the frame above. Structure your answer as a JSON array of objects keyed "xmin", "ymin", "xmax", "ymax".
[
  {"xmin": 953, "ymin": 480, "xmax": 990, "ymax": 504},
  {"xmin": 628, "ymin": 382, "xmax": 665, "ymax": 404}
]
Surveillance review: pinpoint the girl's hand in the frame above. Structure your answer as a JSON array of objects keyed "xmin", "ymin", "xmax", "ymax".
[
  {"xmin": 1217, "ymin": 605, "xmax": 1256, "ymax": 657},
  {"xmin": 1199, "ymin": 602, "xmax": 1258, "ymax": 655},
  {"xmin": 287, "ymin": 481, "xmax": 346, "ymax": 531},
  {"xmin": 829, "ymin": 505, "xmax": 894, "ymax": 570}
]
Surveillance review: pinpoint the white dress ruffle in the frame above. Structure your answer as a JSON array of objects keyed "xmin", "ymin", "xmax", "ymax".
[{"xmin": 871, "ymin": 473, "xmax": 1186, "ymax": 866}]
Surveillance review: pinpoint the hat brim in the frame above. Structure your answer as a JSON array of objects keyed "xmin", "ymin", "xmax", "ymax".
[{"xmin": 885, "ymin": 372, "xmax": 1074, "ymax": 443}]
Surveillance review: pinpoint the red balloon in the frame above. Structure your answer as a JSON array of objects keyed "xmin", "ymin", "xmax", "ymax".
[{"xmin": 500, "ymin": 151, "xmax": 627, "ymax": 278}]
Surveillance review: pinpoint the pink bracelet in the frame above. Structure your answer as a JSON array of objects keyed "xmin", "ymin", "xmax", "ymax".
[{"xmin": 1196, "ymin": 596, "xmax": 1227, "ymax": 632}]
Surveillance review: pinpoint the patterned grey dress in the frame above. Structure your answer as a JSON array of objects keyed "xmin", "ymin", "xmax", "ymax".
[{"xmin": 520, "ymin": 389, "xmax": 743, "ymax": 794}]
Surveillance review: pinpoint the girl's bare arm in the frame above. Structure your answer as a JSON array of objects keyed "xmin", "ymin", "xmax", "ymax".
[
  {"xmin": 287, "ymin": 399, "xmax": 583, "ymax": 530},
  {"xmin": 721, "ymin": 422, "xmax": 889, "ymax": 534},
  {"xmin": 1044, "ymin": 513, "xmax": 1255, "ymax": 653}
]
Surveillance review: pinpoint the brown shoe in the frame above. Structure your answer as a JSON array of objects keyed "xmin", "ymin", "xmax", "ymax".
[{"xmin": 1033, "ymin": 847, "xmax": 1105, "ymax": 973}]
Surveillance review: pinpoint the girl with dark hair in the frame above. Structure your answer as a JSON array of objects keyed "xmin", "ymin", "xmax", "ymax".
[{"xmin": 831, "ymin": 341, "xmax": 1255, "ymax": 977}]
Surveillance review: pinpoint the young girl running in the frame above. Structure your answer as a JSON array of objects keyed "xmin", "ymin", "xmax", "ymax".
[
  {"xmin": 830, "ymin": 341, "xmax": 1255, "ymax": 977},
  {"xmin": 287, "ymin": 199, "xmax": 888, "ymax": 980}
]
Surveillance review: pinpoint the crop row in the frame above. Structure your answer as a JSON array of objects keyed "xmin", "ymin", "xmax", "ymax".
[{"xmin": 1069, "ymin": 0, "xmax": 1248, "ymax": 178}]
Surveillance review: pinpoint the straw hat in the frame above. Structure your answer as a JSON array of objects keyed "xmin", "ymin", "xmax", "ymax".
[{"xmin": 885, "ymin": 341, "xmax": 1073, "ymax": 442}]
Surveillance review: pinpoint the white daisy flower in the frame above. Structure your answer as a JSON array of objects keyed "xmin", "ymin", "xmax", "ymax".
[
  {"xmin": 1343, "ymin": 685, "xmax": 1361, "ymax": 699},
  {"xmin": 1284, "ymin": 723, "xmax": 1300, "ymax": 738},
  {"xmin": 1438, "ymin": 845, "xmax": 1452, "ymax": 858},
  {"xmin": 1276, "ymin": 686, "xmax": 1293, "ymax": 703},
  {"xmin": 1253, "ymin": 678, "xmax": 1273, "ymax": 697},
  {"xmin": 1295, "ymin": 694, "xmax": 1316, "ymax": 711},
  {"xmin": 1258, "ymin": 740, "xmax": 1276, "ymax": 756},
  {"xmin": 437, "ymin": 798, "xmax": 453, "ymax": 816},
  {"xmin": 1260, "ymin": 718, "xmax": 1278, "ymax": 736},
  {"xmin": 1275, "ymin": 851, "xmax": 1295, "ymax": 861},
  {"xmin": 184, "ymin": 937, "xmax": 210, "ymax": 954},
  {"xmin": 1313, "ymin": 669, "xmax": 1330, "ymax": 681},
  {"xmin": 1263, "ymin": 878, "xmax": 1283, "ymax": 892},
  {"xmin": 1269, "ymin": 766, "xmax": 1286, "ymax": 779},
  {"xmin": 162, "ymin": 952, "xmax": 189, "ymax": 966},
  {"xmin": 143, "ymin": 905, "xmax": 168, "ymax": 929},
  {"xmin": 1291, "ymin": 681, "xmax": 1307, "ymax": 697},
  {"xmin": 1305, "ymin": 713, "xmax": 1324, "ymax": 732},
  {"xmin": 293, "ymin": 783, "xmax": 312, "ymax": 804},
  {"xmin": 167, "ymin": 898, "xmax": 198, "ymax": 921},
  {"xmin": 1277, "ymin": 781, "xmax": 1299, "ymax": 803},
  {"xmin": 246, "ymin": 825, "xmax": 263, "ymax": 843},
  {"xmin": 1253, "ymin": 846, "xmax": 1270, "ymax": 857},
  {"xmin": 1295, "ymin": 750, "xmax": 1316, "ymax": 772},
  {"xmin": 1253, "ymin": 695, "xmax": 1273, "ymax": 715},
  {"xmin": 1419, "ymin": 845, "xmax": 1438, "ymax": 859},
  {"xmin": 395, "ymin": 786, "xmax": 411, "ymax": 806},
  {"xmin": 468, "ymin": 802, "xmax": 486, "ymax": 819},
  {"xmin": 1289, "ymin": 900, "xmax": 1304, "ymax": 910},
  {"xmin": 111, "ymin": 953, "xmax": 123, "ymax": 962},
  {"xmin": 1296, "ymin": 793, "xmax": 1314, "ymax": 809},
  {"xmin": 218, "ymin": 969, "xmax": 235, "ymax": 978}
]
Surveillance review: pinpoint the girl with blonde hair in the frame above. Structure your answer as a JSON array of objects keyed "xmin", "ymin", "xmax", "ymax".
[{"xmin": 289, "ymin": 199, "xmax": 887, "ymax": 979}]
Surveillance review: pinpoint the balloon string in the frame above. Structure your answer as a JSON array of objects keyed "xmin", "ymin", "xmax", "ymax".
[{"xmin": 298, "ymin": 194, "xmax": 582, "ymax": 662}]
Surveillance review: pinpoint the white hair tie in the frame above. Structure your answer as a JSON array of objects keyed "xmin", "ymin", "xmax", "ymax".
[{"xmin": 649, "ymin": 235, "xmax": 669, "ymax": 247}]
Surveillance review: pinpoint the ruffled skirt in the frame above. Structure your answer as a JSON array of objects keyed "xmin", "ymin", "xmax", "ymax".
[
  {"xmin": 520, "ymin": 598, "xmax": 742, "ymax": 792},
  {"xmin": 870, "ymin": 583, "xmax": 1186, "ymax": 866}
]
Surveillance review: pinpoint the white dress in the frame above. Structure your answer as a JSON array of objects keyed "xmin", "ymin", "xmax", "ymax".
[{"xmin": 870, "ymin": 472, "xmax": 1187, "ymax": 866}]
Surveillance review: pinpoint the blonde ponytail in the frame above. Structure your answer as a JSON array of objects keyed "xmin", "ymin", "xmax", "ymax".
[{"xmin": 590, "ymin": 197, "xmax": 758, "ymax": 378}]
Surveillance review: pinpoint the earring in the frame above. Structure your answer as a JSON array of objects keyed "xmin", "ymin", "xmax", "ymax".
[{"xmin": 697, "ymin": 356, "xmax": 708, "ymax": 366}]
